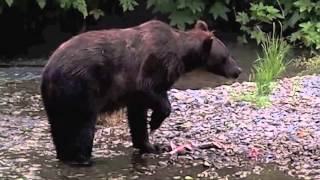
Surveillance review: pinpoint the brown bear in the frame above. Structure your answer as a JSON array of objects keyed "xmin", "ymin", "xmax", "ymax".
[{"xmin": 41, "ymin": 20, "xmax": 241, "ymax": 166}]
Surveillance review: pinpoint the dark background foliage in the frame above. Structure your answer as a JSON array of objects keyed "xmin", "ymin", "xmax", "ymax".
[{"xmin": 0, "ymin": 0, "xmax": 319, "ymax": 58}]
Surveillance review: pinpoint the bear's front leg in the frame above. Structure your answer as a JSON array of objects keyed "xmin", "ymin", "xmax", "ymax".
[
  {"xmin": 149, "ymin": 92, "xmax": 171, "ymax": 132},
  {"xmin": 127, "ymin": 103, "xmax": 161, "ymax": 154}
]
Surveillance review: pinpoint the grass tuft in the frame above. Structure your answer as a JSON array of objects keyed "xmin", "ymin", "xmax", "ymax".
[
  {"xmin": 250, "ymin": 28, "xmax": 290, "ymax": 96},
  {"xmin": 231, "ymin": 25, "xmax": 290, "ymax": 108}
]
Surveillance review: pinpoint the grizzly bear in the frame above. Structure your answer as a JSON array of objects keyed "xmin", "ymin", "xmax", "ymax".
[{"xmin": 41, "ymin": 20, "xmax": 241, "ymax": 166}]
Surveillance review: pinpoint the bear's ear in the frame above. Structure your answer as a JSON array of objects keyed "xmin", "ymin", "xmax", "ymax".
[
  {"xmin": 194, "ymin": 20, "xmax": 209, "ymax": 31},
  {"xmin": 203, "ymin": 35, "xmax": 214, "ymax": 53}
]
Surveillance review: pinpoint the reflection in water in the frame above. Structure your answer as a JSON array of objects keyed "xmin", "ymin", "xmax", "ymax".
[{"xmin": 131, "ymin": 152, "xmax": 148, "ymax": 169}]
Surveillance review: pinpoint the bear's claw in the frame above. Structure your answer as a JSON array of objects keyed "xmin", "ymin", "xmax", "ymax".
[{"xmin": 137, "ymin": 142, "xmax": 162, "ymax": 154}]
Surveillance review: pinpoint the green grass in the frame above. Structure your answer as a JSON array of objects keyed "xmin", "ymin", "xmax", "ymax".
[
  {"xmin": 231, "ymin": 91, "xmax": 272, "ymax": 108},
  {"xmin": 250, "ymin": 30, "xmax": 290, "ymax": 96},
  {"xmin": 230, "ymin": 27, "xmax": 290, "ymax": 108}
]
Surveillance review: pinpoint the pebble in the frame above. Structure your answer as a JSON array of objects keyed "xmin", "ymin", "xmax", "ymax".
[
  {"xmin": 130, "ymin": 175, "xmax": 139, "ymax": 179},
  {"xmin": 203, "ymin": 161, "xmax": 211, "ymax": 167},
  {"xmin": 158, "ymin": 161, "xmax": 168, "ymax": 167}
]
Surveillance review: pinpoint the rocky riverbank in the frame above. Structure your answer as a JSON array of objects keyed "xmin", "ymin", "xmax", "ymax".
[
  {"xmin": 152, "ymin": 75, "xmax": 320, "ymax": 179},
  {"xmin": 0, "ymin": 75, "xmax": 319, "ymax": 179}
]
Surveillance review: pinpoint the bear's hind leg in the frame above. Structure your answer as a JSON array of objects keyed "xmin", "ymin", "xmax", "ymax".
[{"xmin": 49, "ymin": 111, "xmax": 96, "ymax": 166}]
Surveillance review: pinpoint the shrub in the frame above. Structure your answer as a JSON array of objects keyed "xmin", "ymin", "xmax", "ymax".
[{"xmin": 1, "ymin": 0, "xmax": 319, "ymax": 50}]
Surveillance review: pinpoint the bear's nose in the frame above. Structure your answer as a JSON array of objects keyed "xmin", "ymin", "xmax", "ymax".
[{"xmin": 232, "ymin": 67, "xmax": 242, "ymax": 79}]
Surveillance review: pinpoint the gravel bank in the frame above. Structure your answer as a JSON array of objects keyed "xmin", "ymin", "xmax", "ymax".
[
  {"xmin": 0, "ymin": 75, "xmax": 319, "ymax": 179},
  {"xmin": 151, "ymin": 75, "xmax": 320, "ymax": 179}
]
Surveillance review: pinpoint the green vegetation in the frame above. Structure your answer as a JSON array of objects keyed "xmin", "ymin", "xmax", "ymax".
[
  {"xmin": 236, "ymin": 0, "xmax": 320, "ymax": 52},
  {"xmin": 232, "ymin": 77, "xmax": 301, "ymax": 108},
  {"xmin": 231, "ymin": 91, "xmax": 272, "ymax": 108},
  {"xmin": 250, "ymin": 27, "xmax": 290, "ymax": 96},
  {"xmin": 1, "ymin": 0, "xmax": 89, "ymax": 17},
  {"xmin": 231, "ymin": 29, "xmax": 290, "ymax": 108},
  {"xmin": 0, "ymin": 0, "xmax": 319, "ymax": 51}
]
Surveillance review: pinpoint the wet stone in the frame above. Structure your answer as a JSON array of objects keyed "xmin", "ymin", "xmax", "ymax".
[
  {"xmin": 158, "ymin": 161, "xmax": 168, "ymax": 167},
  {"xmin": 130, "ymin": 175, "xmax": 139, "ymax": 179}
]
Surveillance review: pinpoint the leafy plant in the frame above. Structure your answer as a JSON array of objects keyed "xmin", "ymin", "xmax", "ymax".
[
  {"xmin": 250, "ymin": 2, "xmax": 283, "ymax": 23},
  {"xmin": 147, "ymin": 0, "xmax": 205, "ymax": 30},
  {"xmin": 4, "ymin": 0, "xmax": 14, "ymax": 7},
  {"xmin": 147, "ymin": 0, "xmax": 319, "ymax": 50},
  {"xmin": 209, "ymin": 1, "xmax": 230, "ymax": 21},
  {"xmin": 1, "ymin": 0, "xmax": 319, "ymax": 51},
  {"xmin": 0, "ymin": 0, "xmax": 139, "ymax": 19},
  {"xmin": 147, "ymin": 0, "xmax": 235, "ymax": 30},
  {"xmin": 236, "ymin": 0, "xmax": 320, "ymax": 52},
  {"xmin": 119, "ymin": 0, "xmax": 138, "ymax": 12},
  {"xmin": 292, "ymin": 22, "xmax": 320, "ymax": 50},
  {"xmin": 36, "ymin": 0, "xmax": 46, "ymax": 9},
  {"xmin": 89, "ymin": 9, "xmax": 105, "ymax": 20},
  {"xmin": 71, "ymin": 0, "xmax": 88, "ymax": 18}
]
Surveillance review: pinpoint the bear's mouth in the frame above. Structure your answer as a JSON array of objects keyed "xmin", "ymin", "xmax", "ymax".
[
  {"xmin": 206, "ymin": 66, "xmax": 229, "ymax": 78},
  {"xmin": 206, "ymin": 66, "xmax": 241, "ymax": 79},
  {"xmin": 229, "ymin": 71, "xmax": 240, "ymax": 79}
]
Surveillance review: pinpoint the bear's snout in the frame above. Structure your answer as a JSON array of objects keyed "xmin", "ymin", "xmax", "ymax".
[{"xmin": 231, "ymin": 67, "xmax": 242, "ymax": 79}]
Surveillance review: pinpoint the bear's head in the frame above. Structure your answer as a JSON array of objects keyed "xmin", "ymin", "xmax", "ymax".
[{"xmin": 194, "ymin": 21, "xmax": 242, "ymax": 79}]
